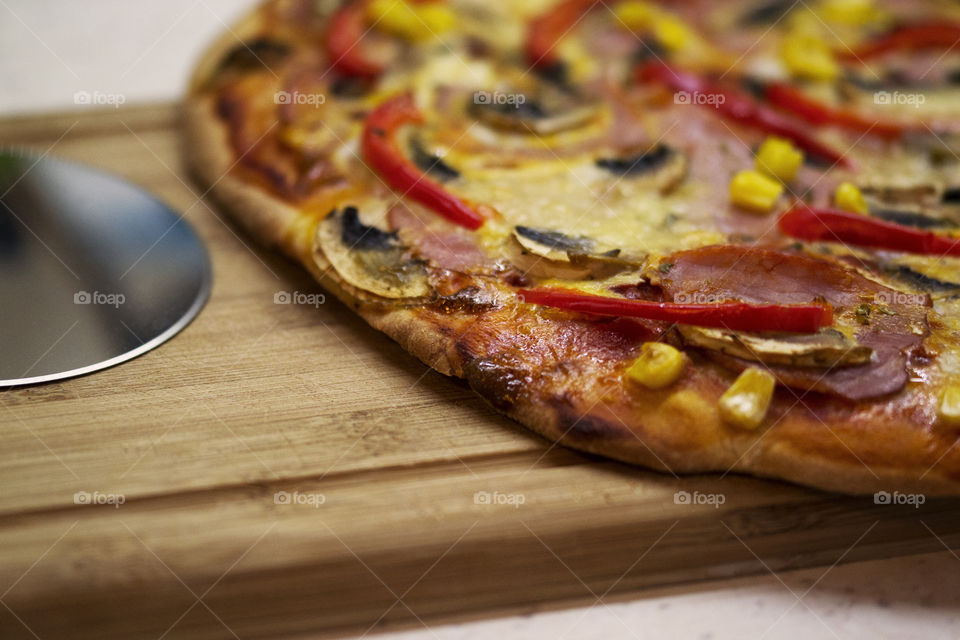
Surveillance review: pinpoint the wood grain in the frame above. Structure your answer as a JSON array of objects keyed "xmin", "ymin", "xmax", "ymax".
[{"xmin": 1, "ymin": 105, "xmax": 959, "ymax": 640}]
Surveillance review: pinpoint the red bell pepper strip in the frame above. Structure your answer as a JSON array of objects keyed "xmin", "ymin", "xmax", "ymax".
[
  {"xmin": 779, "ymin": 205, "xmax": 960, "ymax": 257},
  {"xmin": 636, "ymin": 61, "xmax": 852, "ymax": 168},
  {"xmin": 765, "ymin": 82, "xmax": 908, "ymax": 140},
  {"xmin": 525, "ymin": 0, "xmax": 600, "ymax": 69},
  {"xmin": 518, "ymin": 288, "xmax": 833, "ymax": 333},
  {"xmin": 362, "ymin": 94, "xmax": 486, "ymax": 230},
  {"xmin": 325, "ymin": 0, "xmax": 384, "ymax": 79},
  {"xmin": 841, "ymin": 22, "xmax": 960, "ymax": 61}
]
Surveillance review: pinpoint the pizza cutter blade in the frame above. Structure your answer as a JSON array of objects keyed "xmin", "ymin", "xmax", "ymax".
[{"xmin": 0, "ymin": 151, "xmax": 211, "ymax": 387}]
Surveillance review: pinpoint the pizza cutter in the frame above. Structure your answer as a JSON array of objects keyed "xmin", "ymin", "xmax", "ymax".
[{"xmin": 0, "ymin": 151, "xmax": 211, "ymax": 387}]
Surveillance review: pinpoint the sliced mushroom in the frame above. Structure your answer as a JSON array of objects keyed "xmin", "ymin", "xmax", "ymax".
[
  {"xmin": 739, "ymin": 0, "xmax": 796, "ymax": 26},
  {"xmin": 315, "ymin": 206, "xmax": 431, "ymax": 299},
  {"xmin": 510, "ymin": 226, "xmax": 641, "ymax": 279},
  {"xmin": 870, "ymin": 207, "xmax": 959, "ymax": 230},
  {"xmin": 678, "ymin": 326, "xmax": 873, "ymax": 368},
  {"xmin": 860, "ymin": 180, "xmax": 943, "ymax": 208},
  {"xmin": 514, "ymin": 226, "xmax": 594, "ymax": 261},
  {"xmin": 883, "ymin": 264, "xmax": 960, "ymax": 295},
  {"xmin": 409, "ymin": 138, "xmax": 460, "ymax": 182},
  {"xmin": 595, "ymin": 145, "xmax": 688, "ymax": 193},
  {"xmin": 469, "ymin": 84, "xmax": 601, "ymax": 136}
]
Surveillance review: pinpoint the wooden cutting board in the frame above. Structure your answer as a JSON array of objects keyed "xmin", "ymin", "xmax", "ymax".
[{"xmin": 1, "ymin": 105, "xmax": 959, "ymax": 640}]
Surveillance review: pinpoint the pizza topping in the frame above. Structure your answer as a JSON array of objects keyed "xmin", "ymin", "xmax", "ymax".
[
  {"xmin": 325, "ymin": 0, "xmax": 388, "ymax": 79},
  {"xmin": 524, "ymin": 0, "xmax": 598, "ymax": 71},
  {"xmin": 739, "ymin": 0, "xmax": 796, "ymax": 26},
  {"xmin": 368, "ymin": 0, "xmax": 455, "ymax": 41},
  {"xmin": 884, "ymin": 264, "xmax": 960, "ymax": 295},
  {"xmin": 517, "ymin": 287, "xmax": 833, "ymax": 333},
  {"xmin": 468, "ymin": 85, "xmax": 600, "ymax": 136},
  {"xmin": 841, "ymin": 21, "xmax": 960, "ymax": 61},
  {"xmin": 511, "ymin": 227, "xmax": 637, "ymax": 279},
  {"xmin": 939, "ymin": 384, "xmax": 960, "ymax": 427},
  {"xmin": 677, "ymin": 325, "xmax": 872, "ymax": 368},
  {"xmin": 339, "ymin": 205, "xmax": 398, "ymax": 250},
  {"xmin": 659, "ymin": 245, "xmax": 930, "ymax": 399},
  {"xmin": 409, "ymin": 138, "xmax": 460, "ymax": 182},
  {"xmin": 614, "ymin": 2, "xmax": 698, "ymax": 53},
  {"xmin": 755, "ymin": 136, "xmax": 803, "ymax": 183},
  {"xmin": 718, "ymin": 368, "xmax": 776, "ymax": 430},
  {"xmin": 315, "ymin": 205, "xmax": 430, "ymax": 299},
  {"xmin": 780, "ymin": 33, "xmax": 840, "ymax": 82},
  {"xmin": 764, "ymin": 82, "xmax": 909, "ymax": 139},
  {"xmin": 514, "ymin": 226, "xmax": 593, "ymax": 258},
  {"xmin": 778, "ymin": 205, "xmax": 960, "ymax": 257},
  {"xmin": 362, "ymin": 93, "xmax": 487, "ymax": 230},
  {"xmin": 636, "ymin": 61, "xmax": 851, "ymax": 167},
  {"xmin": 729, "ymin": 169, "xmax": 784, "ymax": 213},
  {"xmin": 626, "ymin": 342, "xmax": 686, "ymax": 390},
  {"xmin": 834, "ymin": 181, "xmax": 869, "ymax": 214}
]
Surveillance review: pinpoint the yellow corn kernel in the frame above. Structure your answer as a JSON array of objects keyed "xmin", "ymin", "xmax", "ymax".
[
  {"xmin": 614, "ymin": 1, "xmax": 659, "ymax": 30},
  {"xmin": 939, "ymin": 384, "xmax": 960, "ymax": 427},
  {"xmin": 653, "ymin": 15, "xmax": 694, "ymax": 52},
  {"xmin": 626, "ymin": 342, "xmax": 686, "ymax": 390},
  {"xmin": 719, "ymin": 368, "xmax": 776, "ymax": 429},
  {"xmin": 755, "ymin": 136, "xmax": 804, "ymax": 182},
  {"xmin": 730, "ymin": 169, "xmax": 784, "ymax": 213},
  {"xmin": 819, "ymin": 0, "xmax": 880, "ymax": 26},
  {"xmin": 781, "ymin": 33, "xmax": 840, "ymax": 82},
  {"xmin": 835, "ymin": 181, "xmax": 869, "ymax": 214},
  {"xmin": 369, "ymin": 0, "xmax": 454, "ymax": 41}
]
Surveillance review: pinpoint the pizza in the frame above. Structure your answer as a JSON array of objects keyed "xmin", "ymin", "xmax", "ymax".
[{"xmin": 185, "ymin": 0, "xmax": 960, "ymax": 495}]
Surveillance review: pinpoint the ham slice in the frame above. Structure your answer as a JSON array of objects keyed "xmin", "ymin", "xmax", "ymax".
[{"xmin": 659, "ymin": 245, "xmax": 929, "ymax": 400}]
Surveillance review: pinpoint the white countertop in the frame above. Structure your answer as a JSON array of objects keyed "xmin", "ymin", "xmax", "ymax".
[{"xmin": 1, "ymin": 2, "xmax": 957, "ymax": 638}]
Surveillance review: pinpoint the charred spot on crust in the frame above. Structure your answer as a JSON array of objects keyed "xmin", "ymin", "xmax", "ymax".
[
  {"xmin": 515, "ymin": 226, "xmax": 593, "ymax": 253},
  {"xmin": 339, "ymin": 206, "xmax": 399, "ymax": 250},
  {"xmin": 409, "ymin": 138, "xmax": 461, "ymax": 182},
  {"xmin": 554, "ymin": 395, "xmax": 620, "ymax": 440},
  {"xmin": 462, "ymin": 356, "xmax": 531, "ymax": 411},
  {"xmin": 431, "ymin": 286, "xmax": 499, "ymax": 314},
  {"xmin": 217, "ymin": 38, "xmax": 291, "ymax": 74},
  {"xmin": 595, "ymin": 145, "xmax": 673, "ymax": 176}
]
